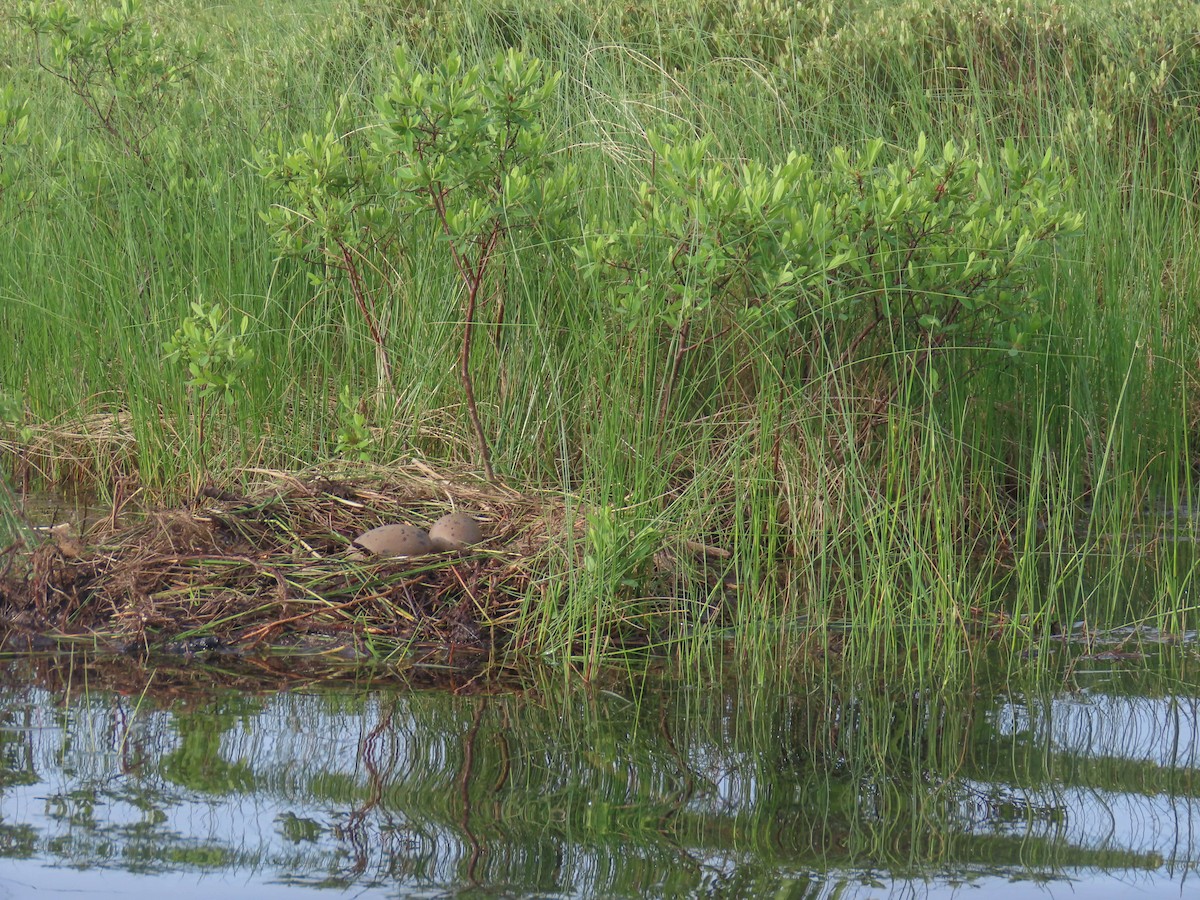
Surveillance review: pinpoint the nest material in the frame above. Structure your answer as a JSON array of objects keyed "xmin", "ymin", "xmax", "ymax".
[{"xmin": 0, "ymin": 465, "xmax": 557, "ymax": 652}]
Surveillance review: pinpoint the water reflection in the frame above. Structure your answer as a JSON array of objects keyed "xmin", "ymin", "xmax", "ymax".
[{"xmin": 0, "ymin": 652, "xmax": 1197, "ymax": 897}]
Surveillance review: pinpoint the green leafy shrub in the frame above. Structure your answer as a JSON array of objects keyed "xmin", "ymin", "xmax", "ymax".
[
  {"xmin": 258, "ymin": 48, "xmax": 574, "ymax": 480},
  {"xmin": 254, "ymin": 115, "xmax": 396, "ymax": 390},
  {"xmin": 334, "ymin": 385, "xmax": 374, "ymax": 462},
  {"xmin": 163, "ymin": 300, "xmax": 255, "ymax": 400},
  {"xmin": 374, "ymin": 47, "xmax": 575, "ymax": 480},
  {"xmin": 578, "ymin": 130, "xmax": 844, "ymax": 419},
  {"xmin": 823, "ymin": 134, "xmax": 1084, "ymax": 362},
  {"xmin": 582, "ymin": 131, "xmax": 1082, "ymax": 416},
  {"xmin": 162, "ymin": 300, "xmax": 255, "ymax": 478},
  {"xmin": 17, "ymin": 0, "xmax": 206, "ymax": 162}
]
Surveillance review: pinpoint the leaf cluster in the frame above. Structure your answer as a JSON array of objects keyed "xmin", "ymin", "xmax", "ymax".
[
  {"xmin": 256, "ymin": 49, "xmax": 577, "ymax": 286},
  {"xmin": 162, "ymin": 301, "xmax": 255, "ymax": 401},
  {"xmin": 374, "ymin": 47, "xmax": 575, "ymax": 246},
  {"xmin": 582, "ymin": 130, "xmax": 1083, "ymax": 384},
  {"xmin": 825, "ymin": 134, "xmax": 1084, "ymax": 357},
  {"xmin": 579, "ymin": 130, "xmax": 842, "ymax": 334},
  {"xmin": 17, "ymin": 0, "xmax": 207, "ymax": 161},
  {"xmin": 334, "ymin": 385, "xmax": 373, "ymax": 462},
  {"xmin": 253, "ymin": 117, "xmax": 388, "ymax": 281}
]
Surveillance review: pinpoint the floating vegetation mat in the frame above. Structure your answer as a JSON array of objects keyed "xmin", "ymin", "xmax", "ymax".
[{"xmin": 0, "ymin": 465, "xmax": 561, "ymax": 655}]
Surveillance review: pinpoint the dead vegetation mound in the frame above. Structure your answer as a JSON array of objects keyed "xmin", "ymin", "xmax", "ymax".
[{"xmin": 0, "ymin": 465, "xmax": 563, "ymax": 654}]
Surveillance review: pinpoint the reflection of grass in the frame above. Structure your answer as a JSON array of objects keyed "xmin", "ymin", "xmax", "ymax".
[
  {"xmin": 4, "ymin": 655, "xmax": 1196, "ymax": 891},
  {"xmin": 0, "ymin": 0, "xmax": 1198, "ymax": 670}
]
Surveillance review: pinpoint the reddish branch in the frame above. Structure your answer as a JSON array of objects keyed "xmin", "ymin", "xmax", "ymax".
[
  {"xmin": 338, "ymin": 240, "xmax": 394, "ymax": 390},
  {"xmin": 431, "ymin": 191, "xmax": 501, "ymax": 483}
]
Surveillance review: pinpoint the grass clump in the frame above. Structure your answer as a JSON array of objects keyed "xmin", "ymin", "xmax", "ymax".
[{"xmin": 0, "ymin": 0, "xmax": 1198, "ymax": 673}]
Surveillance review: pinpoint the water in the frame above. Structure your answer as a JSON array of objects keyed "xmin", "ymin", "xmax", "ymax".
[{"xmin": 0, "ymin": 649, "xmax": 1197, "ymax": 898}]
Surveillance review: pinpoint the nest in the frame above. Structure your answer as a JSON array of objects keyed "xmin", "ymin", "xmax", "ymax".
[{"xmin": 0, "ymin": 464, "xmax": 564, "ymax": 655}]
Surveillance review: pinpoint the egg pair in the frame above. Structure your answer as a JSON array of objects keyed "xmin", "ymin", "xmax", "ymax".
[{"xmin": 351, "ymin": 510, "xmax": 483, "ymax": 559}]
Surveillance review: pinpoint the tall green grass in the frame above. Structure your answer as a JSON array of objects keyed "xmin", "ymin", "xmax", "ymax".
[{"xmin": 1, "ymin": 0, "xmax": 1198, "ymax": 671}]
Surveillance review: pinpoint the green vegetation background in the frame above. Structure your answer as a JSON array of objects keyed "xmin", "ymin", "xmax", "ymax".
[{"xmin": 2, "ymin": 0, "xmax": 1199, "ymax": 667}]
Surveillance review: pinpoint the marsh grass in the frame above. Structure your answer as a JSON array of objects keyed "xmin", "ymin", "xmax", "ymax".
[
  {"xmin": 0, "ymin": 477, "xmax": 29, "ymax": 552},
  {"xmin": 1, "ymin": 0, "xmax": 1198, "ymax": 673}
]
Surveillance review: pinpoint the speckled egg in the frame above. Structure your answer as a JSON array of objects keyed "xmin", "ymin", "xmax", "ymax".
[
  {"xmin": 428, "ymin": 510, "xmax": 483, "ymax": 552},
  {"xmin": 351, "ymin": 523, "xmax": 433, "ymax": 558}
]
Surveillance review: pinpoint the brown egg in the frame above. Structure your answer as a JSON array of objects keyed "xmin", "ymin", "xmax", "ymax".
[
  {"xmin": 350, "ymin": 523, "xmax": 432, "ymax": 558},
  {"xmin": 428, "ymin": 510, "xmax": 483, "ymax": 552}
]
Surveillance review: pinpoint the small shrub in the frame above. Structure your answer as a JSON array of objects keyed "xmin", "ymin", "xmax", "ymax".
[
  {"xmin": 334, "ymin": 385, "xmax": 373, "ymax": 462},
  {"xmin": 162, "ymin": 300, "xmax": 255, "ymax": 401},
  {"xmin": 17, "ymin": 0, "xmax": 206, "ymax": 162},
  {"xmin": 162, "ymin": 300, "xmax": 254, "ymax": 477},
  {"xmin": 258, "ymin": 48, "xmax": 574, "ymax": 481}
]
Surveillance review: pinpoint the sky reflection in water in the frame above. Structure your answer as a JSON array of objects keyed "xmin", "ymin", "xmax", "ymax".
[{"xmin": 0, "ymin": 651, "xmax": 1197, "ymax": 898}]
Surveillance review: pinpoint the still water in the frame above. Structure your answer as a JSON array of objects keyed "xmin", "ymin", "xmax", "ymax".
[{"xmin": 0, "ymin": 647, "xmax": 1197, "ymax": 899}]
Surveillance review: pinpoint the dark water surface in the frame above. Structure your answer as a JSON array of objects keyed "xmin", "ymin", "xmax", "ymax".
[{"xmin": 0, "ymin": 647, "xmax": 1197, "ymax": 899}]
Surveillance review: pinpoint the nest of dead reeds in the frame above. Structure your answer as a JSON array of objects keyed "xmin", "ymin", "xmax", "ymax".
[{"xmin": 0, "ymin": 464, "xmax": 570, "ymax": 654}]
